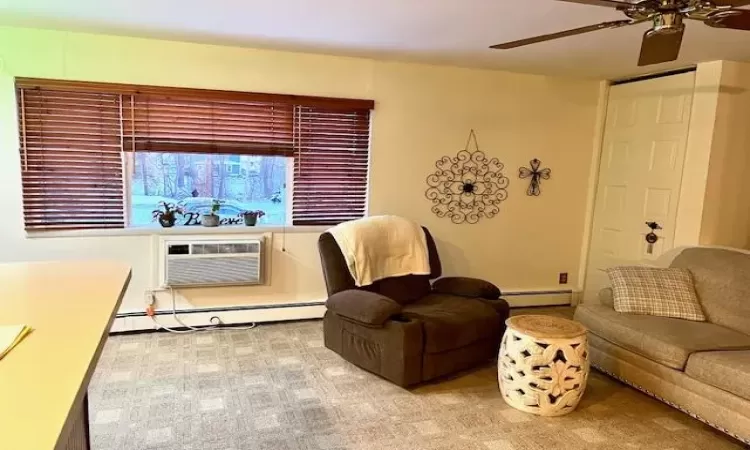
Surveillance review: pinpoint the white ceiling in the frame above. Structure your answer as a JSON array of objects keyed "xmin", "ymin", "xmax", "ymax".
[{"xmin": 1, "ymin": 0, "xmax": 749, "ymax": 79}]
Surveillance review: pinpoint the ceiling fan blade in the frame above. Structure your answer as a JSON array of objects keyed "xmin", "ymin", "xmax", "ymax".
[
  {"xmin": 554, "ymin": 0, "xmax": 651, "ymax": 8},
  {"xmin": 638, "ymin": 27, "xmax": 685, "ymax": 66},
  {"xmin": 491, "ymin": 20, "xmax": 633, "ymax": 49},
  {"xmin": 708, "ymin": 0, "xmax": 750, "ymax": 6},
  {"xmin": 706, "ymin": 9, "xmax": 750, "ymax": 30}
]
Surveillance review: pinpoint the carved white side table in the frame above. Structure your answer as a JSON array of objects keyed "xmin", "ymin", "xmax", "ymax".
[{"xmin": 498, "ymin": 315, "xmax": 589, "ymax": 416}]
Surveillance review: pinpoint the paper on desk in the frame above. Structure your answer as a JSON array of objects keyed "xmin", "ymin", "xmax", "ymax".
[{"xmin": 0, "ymin": 325, "xmax": 32, "ymax": 360}]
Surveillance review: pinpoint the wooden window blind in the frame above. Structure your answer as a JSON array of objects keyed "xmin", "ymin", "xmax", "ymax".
[
  {"xmin": 292, "ymin": 106, "xmax": 371, "ymax": 225},
  {"xmin": 121, "ymin": 94, "xmax": 295, "ymax": 156},
  {"xmin": 17, "ymin": 87, "xmax": 125, "ymax": 230},
  {"xmin": 16, "ymin": 78, "xmax": 374, "ymax": 230}
]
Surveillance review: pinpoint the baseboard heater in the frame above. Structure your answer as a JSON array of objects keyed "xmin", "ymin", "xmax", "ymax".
[
  {"xmin": 111, "ymin": 301, "xmax": 327, "ymax": 333},
  {"xmin": 115, "ymin": 290, "xmax": 572, "ymax": 320},
  {"xmin": 115, "ymin": 301, "xmax": 326, "ymax": 318},
  {"xmin": 112, "ymin": 289, "xmax": 572, "ymax": 333},
  {"xmin": 502, "ymin": 289, "xmax": 573, "ymax": 308}
]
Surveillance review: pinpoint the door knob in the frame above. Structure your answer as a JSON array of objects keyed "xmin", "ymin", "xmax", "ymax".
[
  {"xmin": 645, "ymin": 222, "xmax": 661, "ymax": 254},
  {"xmin": 645, "ymin": 221, "xmax": 661, "ymax": 243}
]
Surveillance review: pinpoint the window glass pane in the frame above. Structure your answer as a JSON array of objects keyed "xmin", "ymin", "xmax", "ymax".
[{"xmin": 130, "ymin": 152, "xmax": 288, "ymax": 227}]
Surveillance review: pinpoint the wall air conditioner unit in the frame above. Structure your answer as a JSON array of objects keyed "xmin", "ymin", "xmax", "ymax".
[{"xmin": 160, "ymin": 238, "xmax": 263, "ymax": 288}]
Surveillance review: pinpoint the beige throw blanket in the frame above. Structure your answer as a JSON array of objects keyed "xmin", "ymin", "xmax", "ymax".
[{"xmin": 328, "ymin": 215, "xmax": 431, "ymax": 287}]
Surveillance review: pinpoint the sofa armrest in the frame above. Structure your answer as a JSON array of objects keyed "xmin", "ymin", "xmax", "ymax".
[
  {"xmin": 482, "ymin": 297, "xmax": 511, "ymax": 319},
  {"xmin": 326, "ymin": 290, "xmax": 403, "ymax": 327},
  {"xmin": 432, "ymin": 277, "xmax": 501, "ymax": 300},
  {"xmin": 599, "ymin": 287, "xmax": 615, "ymax": 308}
]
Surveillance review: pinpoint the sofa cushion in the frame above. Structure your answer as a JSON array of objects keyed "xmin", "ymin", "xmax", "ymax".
[
  {"xmin": 402, "ymin": 294, "xmax": 501, "ymax": 353},
  {"xmin": 670, "ymin": 247, "xmax": 750, "ymax": 334},
  {"xmin": 599, "ymin": 288, "xmax": 615, "ymax": 308},
  {"xmin": 363, "ymin": 275, "xmax": 432, "ymax": 305},
  {"xmin": 575, "ymin": 304, "xmax": 750, "ymax": 370},
  {"xmin": 606, "ymin": 266, "xmax": 705, "ymax": 321},
  {"xmin": 431, "ymin": 277, "xmax": 501, "ymax": 300},
  {"xmin": 685, "ymin": 351, "xmax": 750, "ymax": 402},
  {"xmin": 326, "ymin": 290, "xmax": 402, "ymax": 327}
]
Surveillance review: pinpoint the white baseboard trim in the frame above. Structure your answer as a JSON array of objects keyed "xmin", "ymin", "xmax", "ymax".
[
  {"xmin": 504, "ymin": 290, "xmax": 573, "ymax": 308},
  {"xmin": 110, "ymin": 289, "xmax": 575, "ymax": 333},
  {"xmin": 110, "ymin": 303, "xmax": 326, "ymax": 333}
]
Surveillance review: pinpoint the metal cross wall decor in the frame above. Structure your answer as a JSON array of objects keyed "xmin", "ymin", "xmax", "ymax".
[
  {"xmin": 519, "ymin": 159, "xmax": 551, "ymax": 196},
  {"xmin": 425, "ymin": 129, "xmax": 509, "ymax": 224}
]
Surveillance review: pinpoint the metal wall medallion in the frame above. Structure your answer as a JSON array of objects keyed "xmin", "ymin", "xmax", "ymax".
[
  {"xmin": 425, "ymin": 129, "xmax": 509, "ymax": 224},
  {"xmin": 519, "ymin": 159, "xmax": 551, "ymax": 196}
]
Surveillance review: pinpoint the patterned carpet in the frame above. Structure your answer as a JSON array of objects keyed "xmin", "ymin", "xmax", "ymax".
[{"xmin": 89, "ymin": 319, "xmax": 744, "ymax": 450}]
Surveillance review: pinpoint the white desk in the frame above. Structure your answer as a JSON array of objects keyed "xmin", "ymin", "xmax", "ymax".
[{"xmin": 0, "ymin": 261, "xmax": 131, "ymax": 450}]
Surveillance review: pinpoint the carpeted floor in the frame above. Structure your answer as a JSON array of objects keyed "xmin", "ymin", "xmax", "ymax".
[{"xmin": 89, "ymin": 319, "xmax": 744, "ymax": 450}]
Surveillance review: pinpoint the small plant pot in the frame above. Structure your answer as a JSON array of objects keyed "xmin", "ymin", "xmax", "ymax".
[
  {"xmin": 201, "ymin": 214, "xmax": 219, "ymax": 227},
  {"xmin": 158, "ymin": 215, "xmax": 176, "ymax": 228},
  {"xmin": 243, "ymin": 215, "xmax": 258, "ymax": 226}
]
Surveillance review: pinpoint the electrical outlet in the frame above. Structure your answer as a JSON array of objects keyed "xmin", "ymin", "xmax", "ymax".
[
  {"xmin": 559, "ymin": 272, "xmax": 568, "ymax": 285},
  {"xmin": 144, "ymin": 291, "xmax": 156, "ymax": 306}
]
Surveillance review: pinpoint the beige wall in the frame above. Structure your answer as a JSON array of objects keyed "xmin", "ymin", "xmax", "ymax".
[
  {"xmin": 675, "ymin": 60, "xmax": 750, "ymax": 250},
  {"xmin": 0, "ymin": 27, "xmax": 602, "ymax": 316},
  {"xmin": 674, "ymin": 61, "xmax": 723, "ymax": 248},
  {"xmin": 699, "ymin": 61, "xmax": 750, "ymax": 249}
]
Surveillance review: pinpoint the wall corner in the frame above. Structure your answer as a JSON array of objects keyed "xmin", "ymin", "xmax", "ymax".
[
  {"xmin": 576, "ymin": 80, "xmax": 610, "ymax": 295},
  {"xmin": 673, "ymin": 61, "xmax": 722, "ymax": 248}
]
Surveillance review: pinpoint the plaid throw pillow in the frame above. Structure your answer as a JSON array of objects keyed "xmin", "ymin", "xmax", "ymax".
[{"xmin": 606, "ymin": 266, "xmax": 706, "ymax": 321}]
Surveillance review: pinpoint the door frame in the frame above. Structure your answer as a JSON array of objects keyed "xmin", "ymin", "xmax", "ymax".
[
  {"xmin": 573, "ymin": 80, "xmax": 611, "ymax": 306},
  {"xmin": 575, "ymin": 68, "xmax": 698, "ymax": 305}
]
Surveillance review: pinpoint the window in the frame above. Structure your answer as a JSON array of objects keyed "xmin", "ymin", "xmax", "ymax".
[
  {"xmin": 16, "ymin": 79, "xmax": 373, "ymax": 230},
  {"xmin": 129, "ymin": 153, "xmax": 289, "ymax": 227}
]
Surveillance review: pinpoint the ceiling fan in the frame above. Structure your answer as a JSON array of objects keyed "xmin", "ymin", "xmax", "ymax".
[{"xmin": 490, "ymin": 0, "xmax": 750, "ymax": 66}]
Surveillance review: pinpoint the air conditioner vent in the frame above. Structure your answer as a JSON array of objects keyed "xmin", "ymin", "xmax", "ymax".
[
  {"xmin": 160, "ymin": 238, "xmax": 263, "ymax": 287},
  {"xmin": 191, "ymin": 242, "xmax": 260, "ymax": 254}
]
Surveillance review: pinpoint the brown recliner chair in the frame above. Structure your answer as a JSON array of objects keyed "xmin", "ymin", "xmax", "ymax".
[{"xmin": 318, "ymin": 227, "xmax": 510, "ymax": 387}]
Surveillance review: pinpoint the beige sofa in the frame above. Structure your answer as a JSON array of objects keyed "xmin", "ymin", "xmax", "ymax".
[{"xmin": 575, "ymin": 247, "xmax": 750, "ymax": 444}]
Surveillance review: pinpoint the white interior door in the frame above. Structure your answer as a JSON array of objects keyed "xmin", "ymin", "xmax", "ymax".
[{"xmin": 584, "ymin": 72, "xmax": 695, "ymax": 302}]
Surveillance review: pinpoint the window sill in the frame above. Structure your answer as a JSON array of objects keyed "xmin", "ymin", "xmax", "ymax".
[{"xmin": 25, "ymin": 225, "xmax": 330, "ymax": 239}]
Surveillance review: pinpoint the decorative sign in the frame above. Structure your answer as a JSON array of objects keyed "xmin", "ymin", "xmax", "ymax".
[
  {"xmin": 518, "ymin": 159, "xmax": 551, "ymax": 196},
  {"xmin": 181, "ymin": 212, "xmax": 243, "ymax": 226},
  {"xmin": 425, "ymin": 129, "xmax": 509, "ymax": 224}
]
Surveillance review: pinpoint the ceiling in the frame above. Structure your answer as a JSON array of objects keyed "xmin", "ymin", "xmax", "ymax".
[{"xmin": 1, "ymin": 0, "xmax": 749, "ymax": 79}]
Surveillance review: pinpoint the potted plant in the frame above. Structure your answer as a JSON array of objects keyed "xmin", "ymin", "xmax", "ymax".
[
  {"xmin": 201, "ymin": 199, "xmax": 221, "ymax": 227},
  {"xmin": 240, "ymin": 210, "xmax": 265, "ymax": 226},
  {"xmin": 152, "ymin": 201, "xmax": 183, "ymax": 228}
]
